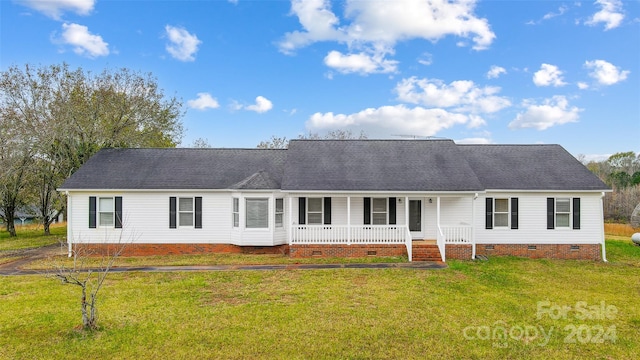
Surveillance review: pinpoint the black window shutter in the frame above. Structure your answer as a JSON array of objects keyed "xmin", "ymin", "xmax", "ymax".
[
  {"xmin": 115, "ymin": 196, "xmax": 122, "ymax": 229},
  {"xmin": 169, "ymin": 197, "xmax": 177, "ymax": 229},
  {"xmin": 485, "ymin": 197, "xmax": 493, "ymax": 229},
  {"xmin": 547, "ymin": 198, "xmax": 555, "ymax": 229},
  {"xmin": 323, "ymin": 197, "xmax": 331, "ymax": 225},
  {"xmin": 298, "ymin": 197, "xmax": 306, "ymax": 225},
  {"xmin": 389, "ymin": 197, "xmax": 396, "ymax": 225},
  {"xmin": 510, "ymin": 198, "xmax": 518, "ymax": 230},
  {"xmin": 572, "ymin": 198, "xmax": 580, "ymax": 230},
  {"xmin": 364, "ymin": 197, "xmax": 371, "ymax": 225},
  {"xmin": 89, "ymin": 196, "xmax": 97, "ymax": 229},
  {"xmin": 195, "ymin": 197, "xmax": 202, "ymax": 229}
]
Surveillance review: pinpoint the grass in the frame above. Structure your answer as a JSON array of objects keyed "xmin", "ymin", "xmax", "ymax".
[
  {"xmin": 2, "ymin": 224, "xmax": 640, "ymax": 358},
  {"xmin": 604, "ymin": 222, "xmax": 639, "ymax": 237},
  {"xmin": 27, "ymin": 252, "xmax": 407, "ymax": 270},
  {"xmin": 1, "ymin": 238, "xmax": 639, "ymax": 359},
  {"xmin": 0, "ymin": 223, "xmax": 66, "ymax": 251}
]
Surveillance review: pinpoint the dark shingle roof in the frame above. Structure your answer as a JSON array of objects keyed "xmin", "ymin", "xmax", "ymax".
[
  {"xmin": 458, "ymin": 144, "xmax": 609, "ymax": 190},
  {"xmin": 59, "ymin": 148, "xmax": 287, "ymax": 190},
  {"xmin": 281, "ymin": 140, "xmax": 484, "ymax": 191},
  {"xmin": 60, "ymin": 141, "xmax": 609, "ymax": 192}
]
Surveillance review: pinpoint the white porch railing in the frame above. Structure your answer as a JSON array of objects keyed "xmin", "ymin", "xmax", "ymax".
[
  {"xmin": 291, "ymin": 225, "xmax": 413, "ymax": 261},
  {"xmin": 291, "ymin": 225, "xmax": 408, "ymax": 244},
  {"xmin": 440, "ymin": 225, "xmax": 473, "ymax": 244},
  {"xmin": 438, "ymin": 224, "xmax": 474, "ymax": 262}
]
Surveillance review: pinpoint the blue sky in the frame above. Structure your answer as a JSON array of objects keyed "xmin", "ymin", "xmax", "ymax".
[{"xmin": 1, "ymin": 0, "xmax": 638, "ymax": 160}]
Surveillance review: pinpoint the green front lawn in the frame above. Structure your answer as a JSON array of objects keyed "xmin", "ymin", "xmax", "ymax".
[
  {"xmin": 1, "ymin": 238, "xmax": 639, "ymax": 359},
  {"xmin": 0, "ymin": 223, "xmax": 66, "ymax": 251}
]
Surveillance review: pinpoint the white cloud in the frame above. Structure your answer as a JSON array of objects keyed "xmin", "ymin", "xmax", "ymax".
[
  {"xmin": 417, "ymin": 52, "xmax": 433, "ymax": 66},
  {"xmin": 246, "ymin": 96, "xmax": 273, "ymax": 113},
  {"xmin": 187, "ymin": 93, "xmax": 220, "ymax": 110},
  {"xmin": 59, "ymin": 23, "xmax": 108, "ymax": 58},
  {"xmin": 324, "ymin": 50, "xmax": 398, "ymax": 74},
  {"xmin": 486, "ymin": 65, "xmax": 506, "ymax": 79},
  {"xmin": 577, "ymin": 82, "xmax": 589, "ymax": 90},
  {"xmin": 17, "ymin": 0, "xmax": 94, "ymax": 20},
  {"xmin": 395, "ymin": 77, "xmax": 511, "ymax": 114},
  {"xmin": 306, "ymin": 104, "xmax": 471, "ymax": 137},
  {"xmin": 584, "ymin": 59, "xmax": 629, "ymax": 85},
  {"xmin": 279, "ymin": 0, "xmax": 495, "ymax": 74},
  {"xmin": 543, "ymin": 5, "xmax": 569, "ymax": 20},
  {"xmin": 165, "ymin": 25, "xmax": 201, "ymax": 62},
  {"xmin": 533, "ymin": 64, "xmax": 567, "ymax": 87},
  {"xmin": 509, "ymin": 96, "xmax": 582, "ymax": 130},
  {"xmin": 585, "ymin": 0, "xmax": 624, "ymax": 30},
  {"xmin": 279, "ymin": 0, "xmax": 344, "ymax": 53}
]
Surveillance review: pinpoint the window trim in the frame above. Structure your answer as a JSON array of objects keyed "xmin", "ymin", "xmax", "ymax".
[
  {"xmin": 555, "ymin": 198, "xmax": 571, "ymax": 228},
  {"xmin": 493, "ymin": 198, "xmax": 510, "ymax": 228},
  {"xmin": 275, "ymin": 198, "xmax": 284, "ymax": 228},
  {"xmin": 98, "ymin": 197, "xmax": 114, "ymax": 228},
  {"xmin": 245, "ymin": 198, "xmax": 269, "ymax": 229},
  {"xmin": 178, "ymin": 197, "xmax": 194, "ymax": 228},
  {"xmin": 371, "ymin": 197, "xmax": 388, "ymax": 225},
  {"xmin": 232, "ymin": 198, "xmax": 239, "ymax": 228},
  {"xmin": 306, "ymin": 197, "xmax": 323, "ymax": 225}
]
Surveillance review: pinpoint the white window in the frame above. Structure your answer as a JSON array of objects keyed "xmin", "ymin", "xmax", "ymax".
[
  {"xmin": 98, "ymin": 197, "xmax": 114, "ymax": 227},
  {"xmin": 246, "ymin": 198, "xmax": 268, "ymax": 229},
  {"xmin": 232, "ymin": 198, "xmax": 239, "ymax": 228},
  {"xmin": 372, "ymin": 198, "xmax": 387, "ymax": 225},
  {"xmin": 494, "ymin": 198, "xmax": 509, "ymax": 228},
  {"xmin": 555, "ymin": 198, "xmax": 571, "ymax": 228},
  {"xmin": 179, "ymin": 197, "xmax": 194, "ymax": 227},
  {"xmin": 307, "ymin": 198, "xmax": 323, "ymax": 225},
  {"xmin": 275, "ymin": 198, "xmax": 284, "ymax": 228}
]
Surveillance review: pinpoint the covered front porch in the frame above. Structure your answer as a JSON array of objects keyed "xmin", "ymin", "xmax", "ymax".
[{"xmin": 286, "ymin": 194, "xmax": 478, "ymax": 262}]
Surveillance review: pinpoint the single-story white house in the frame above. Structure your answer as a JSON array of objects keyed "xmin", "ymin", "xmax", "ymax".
[{"xmin": 59, "ymin": 140, "xmax": 610, "ymax": 261}]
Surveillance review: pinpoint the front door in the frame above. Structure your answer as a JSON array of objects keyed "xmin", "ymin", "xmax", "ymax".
[{"xmin": 409, "ymin": 199, "xmax": 423, "ymax": 239}]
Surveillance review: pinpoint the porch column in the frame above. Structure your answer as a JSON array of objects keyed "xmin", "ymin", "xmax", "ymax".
[
  {"xmin": 405, "ymin": 196, "xmax": 409, "ymax": 230},
  {"xmin": 471, "ymin": 194, "xmax": 477, "ymax": 259},
  {"xmin": 347, "ymin": 196, "xmax": 351, "ymax": 245},
  {"xmin": 436, "ymin": 196, "xmax": 441, "ymax": 231},
  {"xmin": 288, "ymin": 196, "xmax": 293, "ymax": 245}
]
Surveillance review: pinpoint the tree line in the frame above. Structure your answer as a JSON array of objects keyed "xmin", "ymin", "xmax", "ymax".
[
  {"xmin": 582, "ymin": 151, "xmax": 640, "ymax": 222},
  {"xmin": 0, "ymin": 63, "xmax": 184, "ymax": 236}
]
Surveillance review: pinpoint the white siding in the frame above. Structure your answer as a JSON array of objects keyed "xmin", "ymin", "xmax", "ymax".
[
  {"xmin": 474, "ymin": 192, "xmax": 604, "ymax": 244},
  {"xmin": 68, "ymin": 191, "xmax": 284, "ymax": 246},
  {"xmin": 440, "ymin": 197, "xmax": 472, "ymax": 225}
]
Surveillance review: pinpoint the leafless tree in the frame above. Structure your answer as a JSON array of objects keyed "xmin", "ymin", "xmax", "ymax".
[
  {"xmin": 191, "ymin": 137, "xmax": 212, "ymax": 148},
  {"xmin": 48, "ymin": 233, "xmax": 129, "ymax": 331},
  {"xmin": 257, "ymin": 130, "xmax": 368, "ymax": 149}
]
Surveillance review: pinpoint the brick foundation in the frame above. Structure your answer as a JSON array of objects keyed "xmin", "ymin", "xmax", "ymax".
[
  {"xmin": 75, "ymin": 243, "xmax": 290, "ymax": 257},
  {"xmin": 73, "ymin": 242, "xmax": 602, "ymax": 261},
  {"xmin": 475, "ymin": 243, "xmax": 602, "ymax": 261},
  {"xmin": 289, "ymin": 244, "xmax": 407, "ymax": 258},
  {"xmin": 445, "ymin": 244, "xmax": 473, "ymax": 260}
]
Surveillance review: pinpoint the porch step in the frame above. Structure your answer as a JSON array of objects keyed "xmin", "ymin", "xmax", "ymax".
[{"xmin": 412, "ymin": 244, "xmax": 442, "ymax": 262}]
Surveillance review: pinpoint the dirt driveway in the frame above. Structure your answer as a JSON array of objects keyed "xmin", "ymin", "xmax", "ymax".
[{"xmin": 0, "ymin": 244, "xmax": 67, "ymax": 273}]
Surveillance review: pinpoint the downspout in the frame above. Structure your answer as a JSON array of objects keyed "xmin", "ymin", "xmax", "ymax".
[
  {"xmin": 66, "ymin": 191, "xmax": 72, "ymax": 257},
  {"xmin": 600, "ymin": 192, "xmax": 607, "ymax": 262}
]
